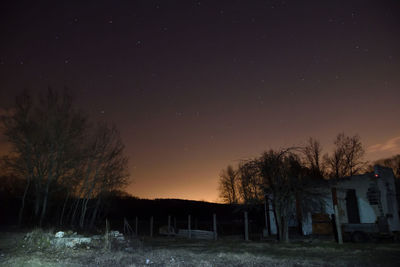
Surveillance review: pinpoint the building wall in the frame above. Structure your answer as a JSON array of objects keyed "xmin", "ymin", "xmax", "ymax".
[
  {"xmin": 358, "ymin": 197, "xmax": 376, "ymax": 223},
  {"xmin": 379, "ymin": 168, "xmax": 400, "ymax": 231},
  {"xmin": 335, "ymin": 174, "xmax": 378, "ymax": 224},
  {"xmin": 267, "ymin": 167, "xmax": 400, "ymax": 236},
  {"xmin": 331, "ymin": 167, "xmax": 400, "ymax": 231}
]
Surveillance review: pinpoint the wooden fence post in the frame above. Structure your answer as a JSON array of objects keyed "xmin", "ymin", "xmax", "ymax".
[
  {"xmin": 213, "ymin": 213, "xmax": 217, "ymax": 240},
  {"xmin": 104, "ymin": 218, "xmax": 111, "ymax": 250},
  {"xmin": 135, "ymin": 216, "xmax": 138, "ymax": 236},
  {"xmin": 188, "ymin": 214, "xmax": 192, "ymax": 239},
  {"xmin": 150, "ymin": 216, "xmax": 153, "ymax": 237},
  {"xmin": 174, "ymin": 216, "xmax": 177, "ymax": 232},
  {"xmin": 244, "ymin": 211, "xmax": 249, "ymax": 241},
  {"xmin": 265, "ymin": 197, "xmax": 271, "ymax": 236},
  {"xmin": 168, "ymin": 215, "xmax": 171, "ymax": 236}
]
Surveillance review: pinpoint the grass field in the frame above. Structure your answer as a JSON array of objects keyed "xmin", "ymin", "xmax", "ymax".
[{"xmin": 1, "ymin": 230, "xmax": 399, "ymax": 266}]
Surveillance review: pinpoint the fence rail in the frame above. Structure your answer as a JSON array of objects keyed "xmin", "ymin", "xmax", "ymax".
[
  {"xmin": 176, "ymin": 229, "xmax": 214, "ymax": 240},
  {"xmin": 112, "ymin": 212, "xmax": 261, "ymax": 240}
]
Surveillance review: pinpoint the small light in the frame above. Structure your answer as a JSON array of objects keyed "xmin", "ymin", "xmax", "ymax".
[{"xmin": 374, "ymin": 165, "xmax": 381, "ymax": 178}]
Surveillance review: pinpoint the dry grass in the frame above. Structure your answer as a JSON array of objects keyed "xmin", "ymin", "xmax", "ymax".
[{"xmin": 1, "ymin": 231, "xmax": 400, "ymax": 266}]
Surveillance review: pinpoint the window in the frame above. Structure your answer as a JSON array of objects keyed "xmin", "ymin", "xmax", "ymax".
[{"xmin": 367, "ymin": 184, "xmax": 380, "ymax": 205}]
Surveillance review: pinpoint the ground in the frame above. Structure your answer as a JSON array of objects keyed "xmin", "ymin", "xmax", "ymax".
[{"xmin": 0, "ymin": 230, "xmax": 400, "ymax": 266}]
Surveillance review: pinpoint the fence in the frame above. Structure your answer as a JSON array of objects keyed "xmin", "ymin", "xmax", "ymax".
[{"xmin": 112, "ymin": 211, "xmax": 265, "ymax": 241}]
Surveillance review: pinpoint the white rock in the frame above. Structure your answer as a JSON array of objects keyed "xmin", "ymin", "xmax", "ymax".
[
  {"xmin": 55, "ymin": 231, "xmax": 65, "ymax": 238},
  {"xmin": 110, "ymin": 230, "xmax": 122, "ymax": 237},
  {"xmin": 110, "ymin": 230, "xmax": 124, "ymax": 241},
  {"xmin": 52, "ymin": 237, "xmax": 92, "ymax": 248}
]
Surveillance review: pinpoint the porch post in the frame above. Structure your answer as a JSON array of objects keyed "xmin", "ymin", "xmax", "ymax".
[{"xmin": 332, "ymin": 187, "xmax": 343, "ymax": 244}]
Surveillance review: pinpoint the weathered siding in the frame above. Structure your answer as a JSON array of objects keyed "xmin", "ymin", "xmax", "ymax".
[{"xmin": 266, "ymin": 166, "xmax": 400, "ymax": 236}]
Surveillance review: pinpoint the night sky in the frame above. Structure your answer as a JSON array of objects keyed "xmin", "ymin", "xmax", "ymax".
[{"xmin": 1, "ymin": 0, "xmax": 399, "ymax": 202}]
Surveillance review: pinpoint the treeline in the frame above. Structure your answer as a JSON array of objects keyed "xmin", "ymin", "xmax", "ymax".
[
  {"xmin": 219, "ymin": 134, "xmax": 366, "ymax": 205},
  {"xmin": 105, "ymin": 196, "xmax": 242, "ymax": 222},
  {"xmin": 218, "ymin": 134, "xmax": 369, "ymax": 242},
  {"xmin": 0, "ymin": 89, "xmax": 129, "ymax": 230}
]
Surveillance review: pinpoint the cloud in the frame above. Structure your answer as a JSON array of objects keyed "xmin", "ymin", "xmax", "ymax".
[{"xmin": 368, "ymin": 136, "xmax": 400, "ymax": 153}]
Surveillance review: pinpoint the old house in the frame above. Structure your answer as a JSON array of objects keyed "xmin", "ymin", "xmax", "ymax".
[{"xmin": 265, "ymin": 166, "xmax": 400, "ymax": 238}]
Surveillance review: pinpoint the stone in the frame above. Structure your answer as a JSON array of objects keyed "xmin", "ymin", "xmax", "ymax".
[
  {"xmin": 52, "ymin": 237, "xmax": 92, "ymax": 248},
  {"xmin": 55, "ymin": 231, "xmax": 65, "ymax": 238}
]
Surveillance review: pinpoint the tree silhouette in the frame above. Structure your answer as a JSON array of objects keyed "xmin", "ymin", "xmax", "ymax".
[
  {"xmin": 324, "ymin": 133, "xmax": 365, "ymax": 178},
  {"xmin": 0, "ymin": 89, "xmax": 129, "ymax": 228},
  {"xmin": 218, "ymin": 165, "xmax": 238, "ymax": 204}
]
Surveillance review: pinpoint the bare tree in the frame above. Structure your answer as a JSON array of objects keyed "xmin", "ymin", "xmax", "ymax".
[
  {"xmin": 302, "ymin": 137, "xmax": 325, "ymax": 179},
  {"xmin": 324, "ymin": 133, "xmax": 365, "ymax": 178},
  {"xmin": 65, "ymin": 122, "xmax": 129, "ymax": 229},
  {"xmin": 259, "ymin": 149, "xmax": 297, "ymax": 242},
  {"xmin": 259, "ymin": 148, "xmax": 324, "ymax": 242},
  {"xmin": 1, "ymin": 89, "xmax": 129, "ymax": 228},
  {"xmin": 35, "ymin": 89, "xmax": 87, "ymax": 226},
  {"xmin": 237, "ymin": 160, "xmax": 263, "ymax": 205},
  {"xmin": 218, "ymin": 165, "xmax": 238, "ymax": 204},
  {"xmin": 0, "ymin": 91, "xmax": 37, "ymax": 226},
  {"xmin": 83, "ymin": 123, "xmax": 129, "ymax": 229},
  {"xmin": 341, "ymin": 133, "xmax": 365, "ymax": 176}
]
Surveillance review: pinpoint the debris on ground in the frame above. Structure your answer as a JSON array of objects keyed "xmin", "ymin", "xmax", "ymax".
[{"xmin": 55, "ymin": 231, "xmax": 65, "ymax": 238}]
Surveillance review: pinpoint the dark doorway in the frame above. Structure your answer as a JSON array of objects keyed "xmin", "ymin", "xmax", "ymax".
[{"xmin": 346, "ymin": 189, "xmax": 360, "ymax": 223}]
